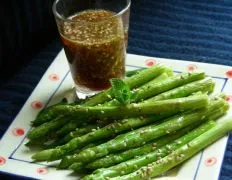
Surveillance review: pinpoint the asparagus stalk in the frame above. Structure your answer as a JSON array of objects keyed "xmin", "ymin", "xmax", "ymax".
[
  {"xmin": 32, "ymin": 98, "xmax": 68, "ymax": 127},
  {"xmin": 52, "ymin": 95, "xmax": 209, "ymax": 120},
  {"xmin": 49, "ymin": 124, "xmax": 101, "ymax": 147},
  {"xmin": 55, "ymin": 120, "xmax": 86, "ymax": 137},
  {"xmin": 70, "ymin": 140, "xmax": 108, "ymax": 154},
  {"xmin": 81, "ymin": 121, "xmax": 216, "ymax": 179},
  {"xmin": 45, "ymin": 73, "xmax": 171, "ymax": 138},
  {"xmin": 28, "ymin": 116, "xmax": 71, "ymax": 140},
  {"xmin": 82, "ymin": 64, "xmax": 172, "ymax": 106},
  {"xmin": 117, "ymin": 117, "xmax": 232, "ymax": 180},
  {"xmin": 85, "ymin": 103, "xmax": 225, "ymax": 170},
  {"xmin": 31, "ymin": 65, "xmax": 172, "ymax": 126},
  {"xmin": 55, "ymin": 98, "xmax": 225, "ymax": 167},
  {"xmin": 82, "ymin": 103, "xmax": 228, "ymax": 178},
  {"xmin": 132, "ymin": 71, "xmax": 205, "ymax": 102},
  {"xmin": 74, "ymin": 123, "xmax": 204, "ymax": 171},
  {"xmin": 126, "ymin": 69, "xmax": 145, "ymax": 77},
  {"xmin": 144, "ymin": 77, "xmax": 215, "ymax": 102},
  {"xmin": 65, "ymin": 125, "xmax": 194, "ymax": 171},
  {"xmin": 104, "ymin": 72, "xmax": 171, "ymax": 106},
  {"xmin": 32, "ymin": 113, "xmax": 172, "ymax": 162},
  {"xmin": 25, "ymin": 134, "xmax": 56, "ymax": 147},
  {"xmin": 55, "ymin": 118, "xmax": 111, "ymax": 138},
  {"xmin": 105, "ymin": 71, "xmax": 204, "ymax": 107},
  {"xmin": 33, "ymin": 75, "xmax": 210, "ymax": 141}
]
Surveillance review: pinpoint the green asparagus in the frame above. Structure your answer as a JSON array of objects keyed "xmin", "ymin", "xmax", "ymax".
[
  {"xmin": 82, "ymin": 64, "xmax": 172, "ymax": 106},
  {"xmin": 42, "ymin": 73, "xmax": 171, "ymax": 138},
  {"xmin": 116, "ymin": 117, "xmax": 232, "ymax": 180},
  {"xmin": 126, "ymin": 69, "xmax": 145, "ymax": 77},
  {"xmin": 31, "ymin": 65, "xmax": 172, "ymax": 126},
  {"xmin": 76, "ymin": 123, "xmax": 204, "ymax": 170},
  {"xmin": 56, "ymin": 97, "xmax": 225, "ymax": 167},
  {"xmin": 104, "ymin": 72, "xmax": 171, "ymax": 106},
  {"xmin": 132, "ymin": 71, "xmax": 205, "ymax": 102},
  {"xmin": 82, "ymin": 121, "xmax": 216, "ymax": 179},
  {"xmin": 85, "ymin": 103, "xmax": 226, "ymax": 170},
  {"xmin": 63, "ymin": 124, "xmax": 194, "ymax": 171},
  {"xmin": 32, "ymin": 113, "xmax": 172, "ymax": 162},
  {"xmin": 52, "ymin": 94, "xmax": 209, "ymax": 120},
  {"xmin": 28, "ymin": 116, "xmax": 70, "ymax": 140},
  {"xmin": 25, "ymin": 63, "xmax": 231, "ymax": 180},
  {"xmin": 25, "ymin": 134, "xmax": 56, "ymax": 147},
  {"xmin": 50, "ymin": 124, "xmax": 101, "ymax": 147},
  {"xmin": 107, "ymin": 71, "xmax": 204, "ymax": 107},
  {"xmin": 144, "ymin": 77, "xmax": 215, "ymax": 102},
  {"xmin": 32, "ymin": 98, "xmax": 68, "ymax": 127},
  {"xmin": 54, "ymin": 73, "xmax": 170, "ymax": 141},
  {"xmin": 55, "ymin": 120, "xmax": 87, "ymax": 137}
]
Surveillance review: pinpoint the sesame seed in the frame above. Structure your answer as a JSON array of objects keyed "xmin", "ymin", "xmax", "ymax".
[
  {"xmin": 152, "ymin": 143, "xmax": 157, "ymax": 147},
  {"xmin": 123, "ymin": 141, "xmax": 127, "ymax": 147}
]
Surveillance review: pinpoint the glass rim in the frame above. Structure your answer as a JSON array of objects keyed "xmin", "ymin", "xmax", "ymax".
[{"xmin": 52, "ymin": 0, "xmax": 131, "ymax": 23}]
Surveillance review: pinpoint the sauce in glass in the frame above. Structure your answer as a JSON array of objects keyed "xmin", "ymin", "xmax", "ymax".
[{"xmin": 60, "ymin": 10, "xmax": 126, "ymax": 91}]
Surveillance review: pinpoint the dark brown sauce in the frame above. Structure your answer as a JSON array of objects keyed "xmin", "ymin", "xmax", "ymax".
[{"xmin": 60, "ymin": 10, "xmax": 126, "ymax": 91}]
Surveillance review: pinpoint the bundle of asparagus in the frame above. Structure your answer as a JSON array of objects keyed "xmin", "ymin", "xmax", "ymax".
[{"xmin": 26, "ymin": 64, "xmax": 231, "ymax": 179}]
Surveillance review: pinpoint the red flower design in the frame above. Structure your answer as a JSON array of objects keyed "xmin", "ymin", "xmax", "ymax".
[
  {"xmin": 205, "ymin": 157, "xmax": 217, "ymax": 167},
  {"xmin": 49, "ymin": 74, "xmax": 60, "ymax": 81},
  {"xmin": 12, "ymin": 128, "xmax": 25, "ymax": 136},
  {"xmin": 145, "ymin": 59, "xmax": 157, "ymax": 67},
  {"xmin": 226, "ymin": 95, "xmax": 232, "ymax": 103},
  {"xmin": 187, "ymin": 64, "xmax": 198, "ymax": 72},
  {"xmin": 0, "ymin": 156, "xmax": 6, "ymax": 166},
  {"xmin": 226, "ymin": 70, "xmax": 232, "ymax": 78},
  {"xmin": 36, "ymin": 167, "xmax": 48, "ymax": 175},
  {"xmin": 31, "ymin": 101, "xmax": 43, "ymax": 110}
]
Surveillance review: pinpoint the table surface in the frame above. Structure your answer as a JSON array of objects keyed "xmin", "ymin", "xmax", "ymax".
[{"xmin": 0, "ymin": 0, "xmax": 232, "ymax": 179}]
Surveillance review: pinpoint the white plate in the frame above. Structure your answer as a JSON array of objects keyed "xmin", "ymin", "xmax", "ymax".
[{"xmin": 0, "ymin": 50, "xmax": 231, "ymax": 180}]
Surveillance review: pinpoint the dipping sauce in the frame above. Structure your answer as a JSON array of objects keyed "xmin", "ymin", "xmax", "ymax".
[{"xmin": 59, "ymin": 10, "xmax": 126, "ymax": 91}]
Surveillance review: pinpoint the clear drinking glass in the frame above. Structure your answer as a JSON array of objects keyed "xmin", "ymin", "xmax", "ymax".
[{"xmin": 52, "ymin": 0, "xmax": 131, "ymax": 94}]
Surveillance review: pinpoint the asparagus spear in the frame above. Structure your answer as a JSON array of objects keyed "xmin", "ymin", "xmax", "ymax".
[
  {"xmin": 55, "ymin": 120, "xmax": 85, "ymax": 137},
  {"xmin": 56, "ymin": 73, "xmax": 167, "ymax": 143},
  {"xmin": 35, "ymin": 75, "xmax": 209, "ymax": 141},
  {"xmin": 126, "ymin": 69, "xmax": 145, "ymax": 77},
  {"xmin": 32, "ymin": 113, "xmax": 171, "ymax": 162},
  {"xmin": 28, "ymin": 116, "xmax": 71, "ymax": 140},
  {"xmin": 73, "ymin": 123, "xmax": 204, "ymax": 171},
  {"xmin": 104, "ymin": 72, "xmax": 171, "ymax": 106},
  {"xmin": 82, "ymin": 103, "xmax": 228, "ymax": 178},
  {"xmin": 55, "ymin": 98, "xmax": 225, "ymax": 167},
  {"xmin": 106, "ymin": 71, "xmax": 204, "ymax": 107},
  {"xmin": 71, "ymin": 100, "xmax": 229, "ymax": 171},
  {"xmin": 85, "ymin": 103, "xmax": 225, "ymax": 170},
  {"xmin": 25, "ymin": 134, "xmax": 56, "ymax": 147},
  {"xmin": 52, "ymin": 94, "xmax": 209, "ymax": 120},
  {"xmin": 144, "ymin": 77, "xmax": 215, "ymax": 102},
  {"xmin": 132, "ymin": 71, "xmax": 205, "ymax": 102},
  {"xmin": 31, "ymin": 65, "xmax": 172, "ymax": 126},
  {"xmin": 81, "ymin": 121, "xmax": 216, "ymax": 179},
  {"xmin": 49, "ymin": 124, "xmax": 101, "ymax": 147},
  {"xmin": 32, "ymin": 98, "xmax": 68, "ymax": 127},
  {"xmin": 82, "ymin": 64, "xmax": 172, "ymax": 106},
  {"xmin": 116, "ymin": 117, "xmax": 232, "ymax": 180},
  {"xmin": 45, "ymin": 73, "xmax": 171, "ymax": 139}
]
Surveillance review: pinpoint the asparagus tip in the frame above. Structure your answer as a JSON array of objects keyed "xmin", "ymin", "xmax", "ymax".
[{"xmin": 32, "ymin": 149, "xmax": 54, "ymax": 161}]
